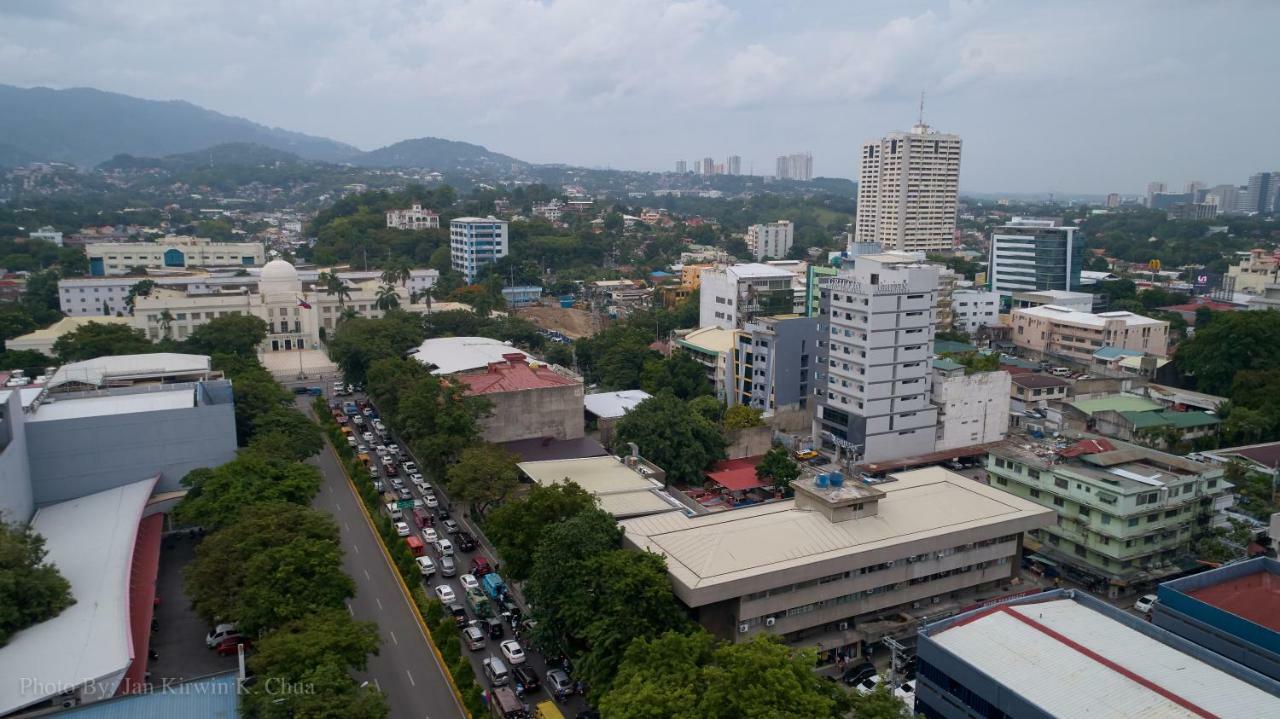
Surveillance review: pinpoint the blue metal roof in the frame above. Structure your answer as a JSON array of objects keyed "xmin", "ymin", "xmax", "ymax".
[
  {"xmin": 1092, "ymin": 346, "xmax": 1144, "ymax": 360},
  {"xmin": 57, "ymin": 672, "xmax": 239, "ymax": 719}
]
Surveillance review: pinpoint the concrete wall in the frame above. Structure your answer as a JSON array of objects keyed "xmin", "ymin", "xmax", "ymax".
[
  {"xmin": 0, "ymin": 391, "xmax": 34, "ymax": 523},
  {"xmin": 25, "ymin": 401, "xmax": 237, "ymax": 505},
  {"xmin": 478, "ymin": 383, "xmax": 584, "ymax": 444},
  {"xmin": 725, "ymin": 426, "xmax": 772, "ymax": 459},
  {"xmin": 934, "ymin": 371, "xmax": 1011, "ymax": 452}
]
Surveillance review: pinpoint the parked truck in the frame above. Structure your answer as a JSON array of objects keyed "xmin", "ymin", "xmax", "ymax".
[
  {"xmin": 481, "ymin": 572, "xmax": 507, "ymax": 601},
  {"xmin": 465, "ymin": 587, "xmax": 494, "ymax": 620}
]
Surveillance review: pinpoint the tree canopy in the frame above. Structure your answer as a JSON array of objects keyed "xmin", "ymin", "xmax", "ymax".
[
  {"xmin": 0, "ymin": 522, "xmax": 75, "ymax": 646},
  {"xmin": 445, "ymin": 443, "xmax": 520, "ymax": 517},
  {"xmin": 482, "ymin": 482, "xmax": 598, "ymax": 582},
  {"xmin": 326, "ymin": 310, "xmax": 426, "ymax": 385},
  {"xmin": 175, "ymin": 453, "xmax": 322, "ymax": 530},
  {"xmin": 52, "ymin": 322, "xmax": 152, "ymax": 362},
  {"xmin": 1175, "ymin": 310, "xmax": 1280, "ymax": 395},
  {"xmin": 756, "ymin": 446, "xmax": 800, "ymax": 491},
  {"xmin": 613, "ymin": 393, "xmax": 726, "ymax": 486}
]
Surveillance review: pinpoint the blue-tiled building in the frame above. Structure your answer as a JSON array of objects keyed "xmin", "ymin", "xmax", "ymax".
[{"xmin": 1153, "ymin": 557, "xmax": 1280, "ymax": 682}]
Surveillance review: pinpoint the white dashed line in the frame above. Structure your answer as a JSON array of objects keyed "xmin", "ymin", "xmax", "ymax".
[
  {"xmin": 352, "ymin": 543, "xmax": 360, "ymax": 555},
  {"xmin": 405, "ymin": 670, "xmax": 416, "ymax": 686},
  {"xmin": 375, "ymin": 597, "xmax": 383, "ymax": 610},
  {"xmin": 364, "ymin": 568, "xmax": 371, "ymax": 580},
  {"xmin": 390, "ymin": 630, "xmax": 398, "ymax": 645}
]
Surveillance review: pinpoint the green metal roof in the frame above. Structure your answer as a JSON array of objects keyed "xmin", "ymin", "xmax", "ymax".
[
  {"xmin": 1121, "ymin": 409, "xmax": 1221, "ymax": 429},
  {"xmin": 1069, "ymin": 394, "xmax": 1164, "ymax": 416},
  {"xmin": 934, "ymin": 339, "xmax": 979, "ymax": 355},
  {"xmin": 933, "ymin": 357, "xmax": 965, "ymax": 372}
]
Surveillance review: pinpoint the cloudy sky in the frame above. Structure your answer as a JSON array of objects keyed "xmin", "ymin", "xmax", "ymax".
[{"xmin": 1, "ymin": 0, "xmax": 1276, "ymax": 194}]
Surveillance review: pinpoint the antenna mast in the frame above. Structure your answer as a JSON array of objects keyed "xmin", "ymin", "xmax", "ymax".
[{"xmin": 918, "ymin": 91, "xmax": 925, "ymax": 126}]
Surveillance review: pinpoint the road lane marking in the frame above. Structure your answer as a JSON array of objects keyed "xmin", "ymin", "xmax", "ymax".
[
  {"xmin": 376, "ymin": 598, "xmax": 383, "ymax": 610},
  {"xmin": 353, "ymin": 543, "xmax": 360, "ymax": 554},
  {"xmin": 390, "ymin": 630, "xmax": 398, "ymax": 645},
  {"xmin": 347, "ymin": 602, "xmax": 354, "ymax": 617},
  {"xmin": 364, "ymin": 568, "xmax": 371, "ymax": 580},
  {"xmin": 405, "ymin": 670, "xmax": 416, "ymax": 686},
  {"xmin": 345, "ymin": 522, "xmax": 351, "ymax": 532}
]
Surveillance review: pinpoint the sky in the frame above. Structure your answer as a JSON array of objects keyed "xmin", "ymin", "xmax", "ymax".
[{"xmin": 1, "ymin": 0, "xmax": 1277, "ymax": 194}]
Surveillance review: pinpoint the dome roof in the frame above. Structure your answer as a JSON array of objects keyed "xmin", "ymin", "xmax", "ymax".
[{"xmin": 260, "ymin": 259, "xmax": 298, "ymax": 282}]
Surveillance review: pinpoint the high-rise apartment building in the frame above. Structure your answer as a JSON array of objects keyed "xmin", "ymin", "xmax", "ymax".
[
  {"xmin": 774, "ymin": 153, "xmax": 813, "ymax": 181},
  {"xmin": 1105, "ymin": 193, "xmax": 1121, "ymax": 208},
  {"xmin": 745, "ymin": 220, "xmax": 794, "ymax": 260},
  {"xmin": 853, "ymin": 123, "xmax": 962, "ymax": 253},
  {"xmin": 1145, "ymin": 181, "xmax": 1167, "ymax": 207},
  {"xmin": 1205, "ymin": 184, "xmax": 1243, "ymax": 214},
  {"xmin": 701, "ymin": 157, "xmax": 716, "ymax": 175},
  {"xmin": 1244, "ymin": 171, "xmax": 1278, "ymax": 214},
  {"xmin": 813, "ymin": 252, "xmax": 940, "ymax": 463},
  {"xmin": 675, "ymin": 160, "xmax": 687, "ymax": 174},
  {"xmin": 725, "ymin": 155, "xmax": 741, "ymax": 175},
  {"xmin": 988, "ymin": 218, "xmax": 1083, "ymax": 297},
  {"xmin": 450, "ymin": 217, "xmax": 508, "ymax": 283}
]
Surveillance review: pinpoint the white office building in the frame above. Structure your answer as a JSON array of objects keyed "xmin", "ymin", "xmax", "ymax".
[
  {"xmin": 385, "ymin": 203, "xmax": 440, "ymax": 230},
  {"xmin": 86, "ymin": 236, "xmax": 265, "ymax": 276},
  {"xmin": 450, "ymin": 217, "xmax": 508, "ymax": 283},
  {"xmin": 854, "ymin": 123, "xmax": 962, "ymax": 253},
  {"xmin": 950, "ymin": 288, "xmax": 1001, "ymax": 334},
  {"xmin": 28, "ymin": 226, "xmax": 63, "ymax": 247},
  {"xmin": 699, "ymin": 263, "xmax": 799, "ymax": 330},
  {"xmin": 989, "ymin": 218, "xmax": 1082, "ymax": 297},
  {"xmin": 814, "ymin": 252, "xmax": 940, "ymax": 463},
  {"xmin": 932, "ymin": 359, "xmax": 1010, "ymax": 452},
  {"xmin": 745, "ymin": 220, "xmax": 795, "ymax": 260}
]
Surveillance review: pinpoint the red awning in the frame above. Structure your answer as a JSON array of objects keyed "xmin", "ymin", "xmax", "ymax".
[
  {"xmin": 706, "ymin": 456, "xmax": 765, "ymax": 492},
  {"xmin": 118, "ymin": 513, "xmax": 164, "ymax": 695}
]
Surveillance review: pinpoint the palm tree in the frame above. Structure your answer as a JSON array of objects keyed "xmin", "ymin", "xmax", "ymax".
[
  {"xmin": 318, "ymin": 271, "xmax": 352, "ymax": 307},
  {"xmin": 375, "ymin": 283, "xmax": 401, "ymax": 311},
  {"xmin": 338, "ymin": 307, "xmax": 359, "ymax": 324},
  {"xmin": 158, "ymin": 310, "xmax": 174, "ymax": 340},
  {"xmin": 380, "ymin": 260, "xmax": 411, "ymax": 289}
]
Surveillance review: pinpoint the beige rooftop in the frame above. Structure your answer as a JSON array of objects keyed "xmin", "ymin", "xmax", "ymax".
[{"xmin": 621, "ymin": 466, "xmax": 1054, "ymax": 605}]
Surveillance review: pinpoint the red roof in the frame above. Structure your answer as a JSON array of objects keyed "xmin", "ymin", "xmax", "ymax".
[
  {"xmin": 706, "ymin": 456, "xmax": 765, "ymax": 492},
  {"xmin": 1058, "ymin": 438, "xmax": 1115, "ymax": 458},
  {"xmin": 456, "ymin": 354, "xmax": 578, "ymax": 395},
  {"xmin": 1188, "ymin": 570, "xmax": 1280, "ymax": 633},
  {"xmin": 119, "ymin": 513, "xmax": 163, "ymax": 695}
]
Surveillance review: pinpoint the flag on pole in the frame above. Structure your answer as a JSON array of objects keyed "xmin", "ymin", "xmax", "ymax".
[{"xmin": 296, "ymin": 296, "xmax": 312, "ymax": 309}]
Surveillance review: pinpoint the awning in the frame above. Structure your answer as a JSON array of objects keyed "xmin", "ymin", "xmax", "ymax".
[{"xmin": 706, "ymin": 456, "xmax": 765, "ymax": 492}]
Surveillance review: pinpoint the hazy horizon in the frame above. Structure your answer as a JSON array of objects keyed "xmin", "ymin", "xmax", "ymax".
[{"xmin": 2, "ymin": 1, "xmax": 1277, "ymax": 195}]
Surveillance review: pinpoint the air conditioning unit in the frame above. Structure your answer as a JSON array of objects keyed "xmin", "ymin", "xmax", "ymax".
[
  {"xmin": 739, "ymin": 623, "xmax": 750, "ymax": 634},
  {"xmin": 765, "ymin": 617, "xmax": 776, "ymax": 627},
  {"xmin": 932, "ymin": 596, "xmax": 942, "ymax": 604},
  {"xmin": 912, "ymin": 601, "xmax": 922, "ymax": 609},
  {"xmin": 837, "ymin": 621, "xmax": 850, "ymax": 631}
]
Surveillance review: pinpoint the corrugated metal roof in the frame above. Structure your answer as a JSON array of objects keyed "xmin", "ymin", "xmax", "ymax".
[
  {"xmin": 1069, "ymin": 394, "xmax": 1164, "ymax": 416},
  {"xmin": 930, "ymin": 599, "xmax": 1280, "ymax": 718},
  {"xmin": 583, "ymin": 389, "xmax": 652, "ymax": 419},
  {"xmin": 56, "ymin": 672, "xmax": 239, "ymax": 719}
]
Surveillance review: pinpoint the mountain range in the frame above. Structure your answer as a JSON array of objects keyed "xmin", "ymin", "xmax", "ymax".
[{"xmin": 0, "ymin": 84, "xmax": 523, "ymax": 172}]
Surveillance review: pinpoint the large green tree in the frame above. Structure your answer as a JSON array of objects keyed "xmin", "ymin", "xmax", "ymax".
[
  {"xmin": 640, "ymin": 353, "xmax": 713, "ymax": 400},
  {"xmin": 613, "ymin": 393, "xmax": 726, "ymax": 485},
  {"xmin": 175, "ymin": 454, "xmax": 321, "ymax": 530},
  {"xmin": 0, "ymin": 522, "xmax": 75, "ymax": 646},
  {"xmin": 184, "ymin": 314, "xmax": 268, "ymax": 357},
  {"xmin": 483, "ymin": 482, "xmax": 598, "ymax": 581},
  {"xmin": 1175, "ymin": 310, "xmax": 1280, "ymax": 395},
  {"xmin": 756, "ymin": 446, "xmax": 800, "ymax": 490},
  {"xmin": 183, "ymin": 504, "xmax": 353, "ymax": 634},
  {"xmin": 445, "ymin": 443, "xmax": 520, "ymax": 517},
  {"xmin": 249, "ymin": 406, "xmax": 324, "ymax": 461},
  {"xmin": 326, "ymin": 311, "xmax": 425, "ymax": 385},
  {"xmin": 601, "ymin": 631, "xmax": 849, "ymax": 719},
  {"xmin": 230, "ymin": 367, "xmax": 293, "ymax": 445},
  {"xmin": 52, "ymin": 322, "xmax": 152, "ymax": 362},
  {"xmin": 395, "ymin": 374, "xmax": 492, "ymax": 468}
]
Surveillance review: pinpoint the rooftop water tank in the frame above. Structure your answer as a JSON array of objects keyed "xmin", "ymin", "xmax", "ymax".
[{"xmin": 829, "ymin": 472, "xmax": 845, "ymax": 487}]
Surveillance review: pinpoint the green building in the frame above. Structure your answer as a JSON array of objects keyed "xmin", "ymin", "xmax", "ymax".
[
  {"xmin": 985, "ymin": 437, "xmax": 1230, "ymax": 595},
  {"xmin": 805, "ymin": 264, "xmax": 838, "ymax": 317}
]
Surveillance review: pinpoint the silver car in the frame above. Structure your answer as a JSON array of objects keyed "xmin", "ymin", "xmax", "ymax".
[{"xmin": 440, "ymin": 555, "xmax": 457, "ymax": 577}]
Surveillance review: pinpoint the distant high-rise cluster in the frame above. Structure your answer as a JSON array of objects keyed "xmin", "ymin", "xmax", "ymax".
[
  {"xmin": 775, "ymin": 152, "xmax": 813, "ymax": 181},
  {"xmin": 1144, "ymin": 172, "xmax": 1280, "ymax": 216},
  {"xmin": 678, "ymin": 155, "xmax": 743, "ymax": 175},
  {"xmin": 675, "ymin": 160, "xmax": 687, "ymax": 174},
  {"xmin": 854, "ymin": 120, "xmax": 962, "ymax": 253}
]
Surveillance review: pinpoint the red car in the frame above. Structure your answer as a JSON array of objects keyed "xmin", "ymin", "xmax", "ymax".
[
  {"xmin": 214, "ymin": 637, "xmax": 251, "ymax": 656},
  {"xmin": 470, "ymin": 557, "xmax": 493, "ymax": 577}
]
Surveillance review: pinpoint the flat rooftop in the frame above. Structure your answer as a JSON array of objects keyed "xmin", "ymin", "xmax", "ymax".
[
  {"xmin": 1189, "ymin": 572, "xmax": 1280, "ymax": 633},
  {"xmin": 925, "ymin": 596, "xmax": 1280, "ymax": 718},
  {"xmin": 1015, "ymin": 304, "xmax": 1164, "ymax": 328},
  {"xmin": 1159, "ymin": 558, "xmax": 1280, "ymax": 644},
  {"xmin": 621, "ymin": 467, "xmax": 1052, "ymax": 602},
  {"xmin": 0, "ymin": 477, "xmax": 158, "ymax": 715},
  {"xmin": 409, "ymin": 337, "xmax": 529, "ymax": 375},
  {"xmin": 518, "ymin": 456, "xmax": 679, "ymax": 519},
  {"xmin": 990, "ymin": 437, "xmax": 1216, "ymax": 491},
  {"xmin": 583, "ymin": 389, "xmax": 652, "ymax": 419},
  {"xmin": 30, "ymin": 387, "xmax": 195, "ymax": 422}
]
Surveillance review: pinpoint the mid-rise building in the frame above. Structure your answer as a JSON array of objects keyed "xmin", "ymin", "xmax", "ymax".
[
  {"xmin": 1105, "ymin": 193, "xmax": 1121, "ymax": 208},
  {"xmin": 698, "ymin": 263, "xmax": 798, "ymax": 330},
  {"xmin": 950, "ymin": 288, "xmax": 1000, "ymax": 334},
  {"xmin": 814, "ymin": 252, "xmax": 940, "ymax": 463},
  {"xmin": 732, "ymin": 314, "xmax": 818, "ymax": 413},
  {"xmin": 1011, "ymin": 289, "xmax": 1094, "ymax": 313},
  {"xmin": 621, "ymin": 467, "xmax": 1053, "ymax": 655},
  {"xmin": 854, "ymin": 123, "xmax": 962, "ymax": 253},
  {"xmin": 1244, "ymin": 171, "xmax": 1278, "ymax": 214},
  {"xmin": 86, "ymin": 236, "xmax": 265, "ymax": 276},
  {"xmin": 385, "ymin": 203, "xmax": 440, "ymax": 230},
  {"xmin": 986, "ymin": 436, "xmax": 1230, "ymax": 589},
  {"xmin": 453, "ymin": 354, "xmax": 583, "ymax": 444},
  {"xmin": 1205, "ymin": 184, "xmax": 1245, "ymax": 215},
  {"xmin": 1227, "ymin": 248, "xmax": 1280, "ymax": 294},
  {"xmin": 675, "ymin": 326, "xmax": 737, "ymax": 403},
  {"xmin": 916, "ymin": 589, "xmax": 1280, "ymax": 719},
  {"xmin": 28, "ymin": 226, "xmax": 63, "ymax": 247},
  {"xmin": 932, "ymin": 359, "xmax": 1010, "ymax": 452},
  {"xmin": 725, "ymin": 155, "xmax": 741, "ymax": 175},
  {"xmin": 675, "ymin": 160, "xmax": 687, "ymax": 174},
  {"xmin": 1011, "ymin": 305, "xmax": 1169, "ymax": 360},
  {"xmin": 1167, "ymin": 202, "xmax": 1219, "ymax": 220},
  {"xmin": 775, "ymin": 153, "xmax": 813, "ymax": 181},
  {"xmin": 988, "ymin": 218, "xmax": 1083, "ymax": 297},
  {"xmin": 1145, "ymin": 181, "xmax": 1167, "ymax": 207},
  {"xmin": 450, "ymin": 216, "xmax": 508, "ymax": 283},
  {"xmin": 745, "ymin": 220, "xmax": 794, "ymax": 260}
]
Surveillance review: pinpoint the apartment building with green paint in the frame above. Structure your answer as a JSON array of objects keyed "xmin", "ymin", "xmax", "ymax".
[{"xmin": 984, "ymin": 437, "xmax": 1230, "ymax": 594}]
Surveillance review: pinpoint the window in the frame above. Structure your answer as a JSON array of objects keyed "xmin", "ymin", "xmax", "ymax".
[
  {"xmin": 1030, "ymin": 489, "xmax": 1041, "ymax": 498},
  {"xmin": 1053, "ymin": 497, "xmax": 1065, "ymax": 507},
  {"xmin": 1028, "ymin": 469, "xmax": 1041, "ymax": 480},
  {"xmin": 995, "ymin": 477, "xmax": 1007, "ymax": 486},
  {"xmin": 1128, "ymin": 518, "xmax": 1139, "ymax": 527},
  {"xmin": 1054, "ymin": 478, "xmax": 1068, "ymax": 489}
]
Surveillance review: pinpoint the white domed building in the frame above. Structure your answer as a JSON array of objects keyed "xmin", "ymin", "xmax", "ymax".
[{"xmin": 129, "ymin": 259, "xmax": 426, "ymax": 378}]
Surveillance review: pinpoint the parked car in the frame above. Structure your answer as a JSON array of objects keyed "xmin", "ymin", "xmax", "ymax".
[
  {"xmin": 390, "ymin": 477, "xmax": 404, "ymax": 489},
  {"xmin": 456, "ymin": 532, "xmax": 477, "ymax": 552},
  {"xmin": 415, "ymin": 556, "xmax": 436, "ymax": 576},
  {"xmin": 841, "ymin": 662, "xmax": 877, "ymax": 687},
  {"xmin": 206, "ymin": 623, "xmax": 240, "ymax": 648},
  {"xmin": 460, "ymin": 573, "xmax": 480, "ymax": 592},
  {"xmin": 361, "ymin": 432, "xmax": 374, "ymax": 443},
  {"xmin": 463, "ymin": 624, "xmax": 487, "ymax": 651},
  {"xmin": 440, "ymin": 555, "xmax": 457, "ymax": 577},
  {"xmin": 434, "ymin": 538, "xmax": 454, "ymax": 556},
  {"xmin": 367, "ymin": 466, "xmax": 379, "ymax": 479},
  {"xmin": 1135, "ymin": 594, "xmax": 1157, "ymax": 615},
  {"xmin": 449, "ymin": 603, "xmax": 468, "ymax": 627},
  {"xmin": 403, "ymin": 461, "xmax": 418, "ymax": 474},
  {"xmin": 434, "ymin": 584, "xmax": 456, "ymax": 604},
  {"xmin": 425, "ymin": 495, "xmax": 439, "ymax": 509},
  {"xmin": 894, "ymin": 679, "xmax": 916, "ymax": 710},
  {"xmin": 546, "ymin": 668, "xmax": 574, "ymax": 699},
  {"xmin": 397, "ymin": 488, "xmax": 412, "ymax": 500},
  {"xmin": 500, "ymin": 639, "xmax": 526, "ymax": 665},
  {"xmin": 422, "ymin": 527, "xmax": 439, "ymax": 543},
  {"xmin": 346, "ymin": 435, "xmax": 357, "ymax": 447},
  {"xmin": 471, "ymin": 557, "xmax": 493, "ymax": 576},
  {"xmin": 372, "ymin": 479, "xmax": 384, "ymax": 492},
  {"xmin": 855, "ymin": 674, "xmax": 883, "ymax": 696},
  {"xmin": 214, "ymin": 637, "xmax": 251, "ymax": 656},
  {"xmin": 395, "ymin": 522, "xmax": 411, "ymax": 537}
]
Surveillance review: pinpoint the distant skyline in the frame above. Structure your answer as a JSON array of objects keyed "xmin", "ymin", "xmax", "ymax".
[{"xmin": 1, "ymin": 1, "xmax": 1277, "ymax": 194}]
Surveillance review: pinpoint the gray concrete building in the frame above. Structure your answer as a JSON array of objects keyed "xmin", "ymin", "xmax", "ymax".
[
  {"xmin": 733, "ymin": 314, "xmax": 818, "ymax": 413},
  {"xmin": 814, "ymin": 252, "xmax": 940, "ymax": 463},
  {"xmin": 454, "ymin": 354, "xmax": 584, "ymax": 444}
]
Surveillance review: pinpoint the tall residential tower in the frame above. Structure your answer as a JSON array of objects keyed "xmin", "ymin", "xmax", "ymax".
[{"xmin": 853, "ymin": 122, "xmax": 962, "ymax": 253}]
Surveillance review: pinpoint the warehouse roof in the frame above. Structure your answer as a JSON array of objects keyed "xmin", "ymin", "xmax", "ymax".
[
  {"xmin": 583, "ymin": 389, "xmax": 653, "ymax": 419},
  {"xmin": 1120, "ymin": 410, "xmax": 1220, "ymax": 430},
  {"xmin": 517, "ymin": 456, "xmax": 679, "ymax": 519},
  {"xmin": 1016, "ymin": 304, "xmax": 1165, "ymax": 328},
  {"xmin": 1010, "ymin": 374, "xmax": 1070, "ymax": 389},
  {"xmin": 409, "ymin": 337, "xmax": 529, "ymax": 375},
  {"xmin": 1068, "ymin": 394, "xmax": 1163, "ymax": 416},
  {"xmin": 926, "ymin": 596, "xmax": 1280, "ymax": 718},
  {"xmin": 30, "ymin": 387, "xmax": 195, "ymax": 422},
  {"xmin": 620, "ymin": 467, "xmax": 1053, "ymax": 603},
  {"xmin": 47, "ymin": 353, "xmax": 211, "ymax": 390},
  {"xmin": 0, "ymin": 477, "xmax": 159, "ymax": 716},
  {"xmin": 454, "ymin": 356, "xmax": 577, "ymax": 395}
]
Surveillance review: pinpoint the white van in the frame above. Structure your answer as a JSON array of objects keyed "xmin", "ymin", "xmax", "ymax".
[
  {"xmin": 386, "ymin": 502, "xmax": 403, "ymax": 521},
  {"xmin": 483, "ymin": 656, "xmax": 510, "ymax": 686},
  {"xmin": 1050, "ymin": 367, "xmax": 1072, "ymax": 377}
]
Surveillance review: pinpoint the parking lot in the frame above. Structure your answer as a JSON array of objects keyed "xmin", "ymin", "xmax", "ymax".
[
  {"xmin": 333, "ymin": 386, "xmax": 591, "ymax": 716},
  {"xmin": 149, "ymin": 532, "xmax": 240, "ymax": 683}
]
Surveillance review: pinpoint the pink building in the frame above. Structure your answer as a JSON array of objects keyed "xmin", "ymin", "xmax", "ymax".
[{"xmin": 1011, "ymin": 304, "xmax": 1169, "ymax": 360}]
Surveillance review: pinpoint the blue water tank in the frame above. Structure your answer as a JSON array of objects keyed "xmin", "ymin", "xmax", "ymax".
[
  {"xmin": 815, "ymin": 473, "xmax": 829, "ymax": 488},
  {"xmin": 829, "ymin": 472, "xmax": 845, "ymax": 487}
]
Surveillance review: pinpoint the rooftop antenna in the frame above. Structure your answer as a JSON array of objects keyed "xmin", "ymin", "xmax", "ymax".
[{"xmin": 917, "ymin": 91, "xmax": 926, "ymax": 127}]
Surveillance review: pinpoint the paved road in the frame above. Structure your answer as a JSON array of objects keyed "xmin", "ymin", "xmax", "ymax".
[
  {"xmin": 305, "ymin": 398, "xmax": 466, "ymax": 719},
  {"xmin": 332, "ymin": 391, "xmax": 591, "ymax": 717}
]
